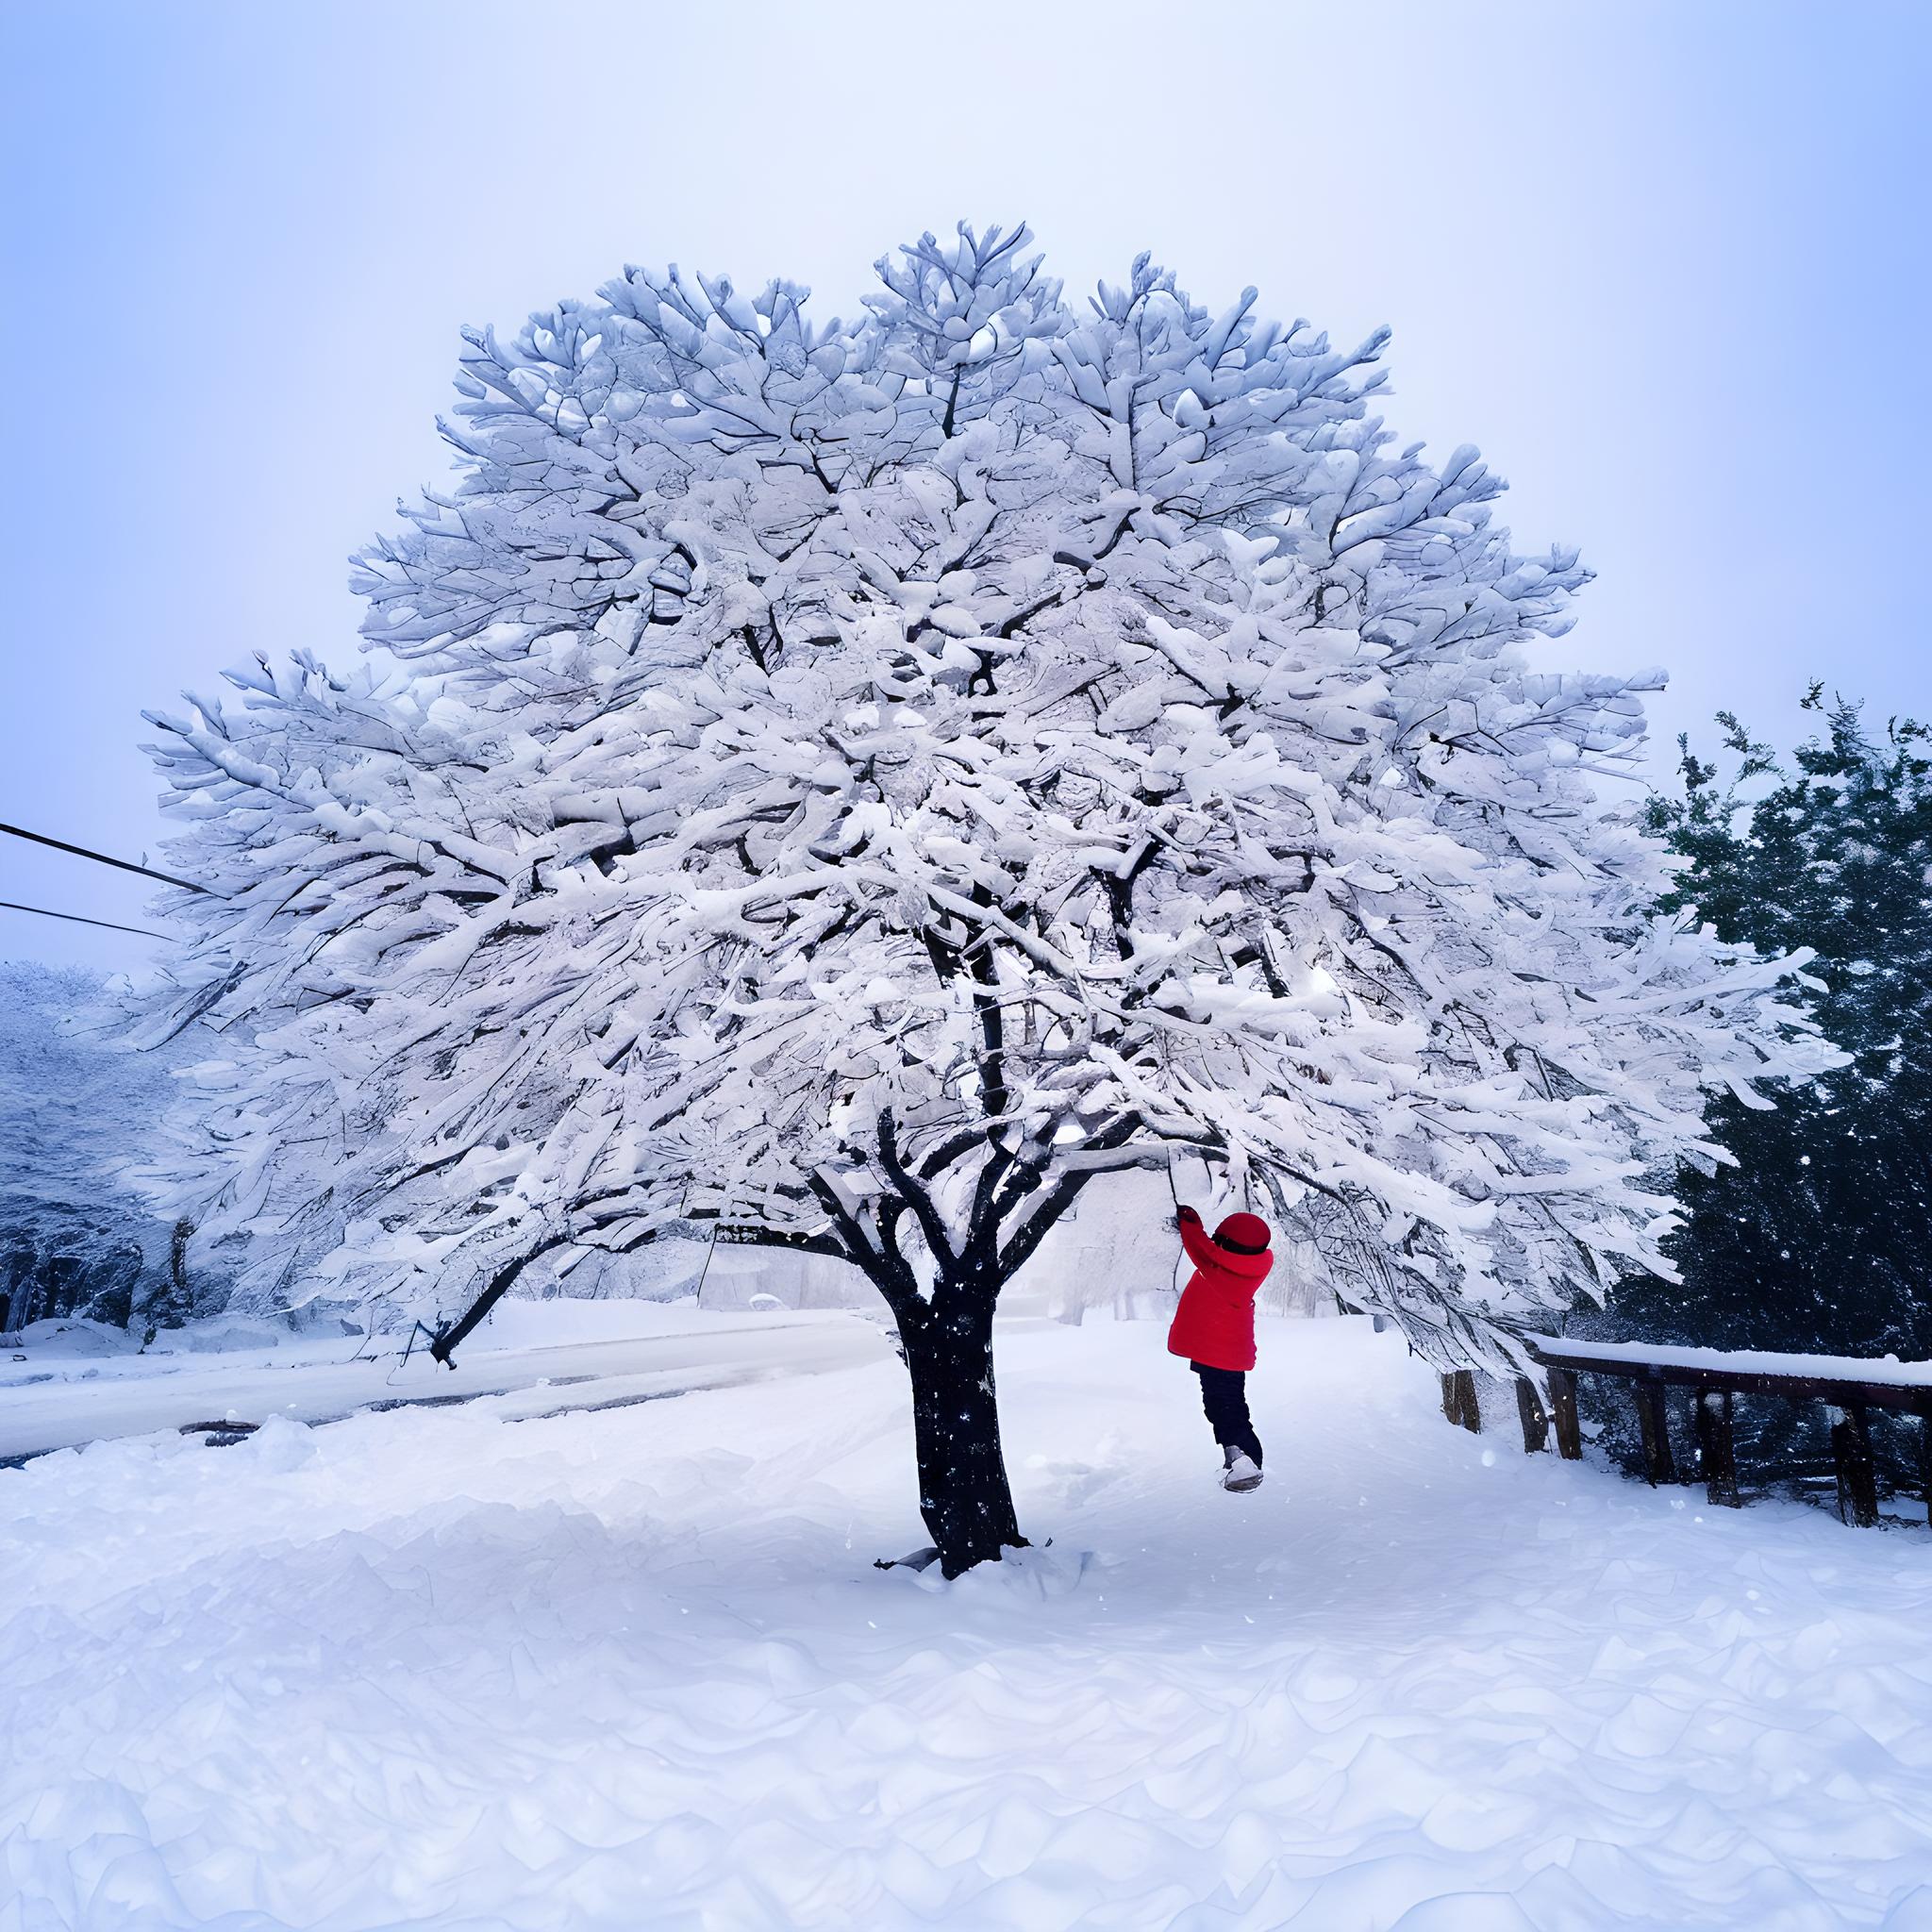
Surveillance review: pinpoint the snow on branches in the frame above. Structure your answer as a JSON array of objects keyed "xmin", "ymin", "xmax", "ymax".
[{"xmin": 134, "ymin": 224, "xmax": 1837, "ymax": 1368}]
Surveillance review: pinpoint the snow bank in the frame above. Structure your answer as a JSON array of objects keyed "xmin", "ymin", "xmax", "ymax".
[
  {"xmin": 4, "ymin": 1318, "xmax": 1930, "ymax": 1928},
  {"xmin": 11, "ymin": 1317, "xmax": 138, "ymax": 1359}
]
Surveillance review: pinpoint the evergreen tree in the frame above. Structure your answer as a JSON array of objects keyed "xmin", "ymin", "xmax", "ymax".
[{"xmin": 1628, "ymin": 691, "xmax": 1932, "ymax": 1355}]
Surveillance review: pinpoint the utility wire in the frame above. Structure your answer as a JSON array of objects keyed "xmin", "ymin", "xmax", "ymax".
[
  {"xmin": 0, "ymin": 821, "xmax": 211, "ymax": 895},
  {"xmin": 0, "ymin": 899, "xmax": 178, "ymax": 941}
]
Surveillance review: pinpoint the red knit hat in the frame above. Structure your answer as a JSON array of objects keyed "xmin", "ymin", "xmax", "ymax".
[{"xmin": 1215, "ymin": 1212, "xmax": 1271, "ymax": 1255}]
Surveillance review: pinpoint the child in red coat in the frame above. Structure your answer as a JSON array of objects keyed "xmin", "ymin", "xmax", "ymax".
[{"xmin": 1167, "ymin": 1204, "xmax": 1273, "ymax": 1491}]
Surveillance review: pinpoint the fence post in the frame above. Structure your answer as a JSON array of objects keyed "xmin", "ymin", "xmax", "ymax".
[
  {"xmin": 1831, "ymin": 1405, "xmax": 1879, "ymax": 1527},
  {"xmin": 1547, "ymin": 1368, "xmax": 1583, "ymax": 1460},
  {"xmin": 1515, "ymin": 1378, "xmax": 1550, "ymax": 1454},
  {"xmin": 1634, "ymin": 1380, "xmax": 1675, "ymax": 1486},
  {"xmin": 1694, "ymin": 1388, "xmax": 1741, "ymax": 1507},
  {"xmin": 1439, "ymin": 1370, "xmax": 1481, "ymax": 1432}
]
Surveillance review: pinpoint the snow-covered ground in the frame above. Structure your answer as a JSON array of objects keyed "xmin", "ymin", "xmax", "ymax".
[
  {"xmin": 0, "ymin": 1300, "xmax": 880, "ymax": 1464},
  {"xmin": 5, "ymin": 1313, "xmax": 1930, "ymax": 1930}
]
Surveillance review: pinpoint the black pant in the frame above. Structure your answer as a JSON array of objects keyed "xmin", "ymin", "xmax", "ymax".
[{"xmin": 1191, "ymin": 1362, "xmax": 1262, "ymax": 1466}]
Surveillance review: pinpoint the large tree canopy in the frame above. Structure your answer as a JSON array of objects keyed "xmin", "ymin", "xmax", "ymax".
[{"xmin": 135, "ymin": 223, "xmax": 1832, "ymax": 1388}]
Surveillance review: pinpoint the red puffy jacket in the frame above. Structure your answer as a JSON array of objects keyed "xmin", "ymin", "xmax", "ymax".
[{"xmin": 1166, "ymin": 1208, "xmax": 1273, "ymax": 1372}]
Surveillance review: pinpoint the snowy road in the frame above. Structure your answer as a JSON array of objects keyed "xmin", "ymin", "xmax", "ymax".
[
  {"xmin": 0, "ymin": 1305, "xmax": 884, "ymax": 1464},
  {"xmin": 6, "ymin": 1313, "xmax": 1931, "ymax": 1930}
]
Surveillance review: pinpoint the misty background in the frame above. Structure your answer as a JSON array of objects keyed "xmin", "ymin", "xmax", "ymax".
[{"xmin": 4, "ymin": 0, "xmax": 1927, "ymax": 973}]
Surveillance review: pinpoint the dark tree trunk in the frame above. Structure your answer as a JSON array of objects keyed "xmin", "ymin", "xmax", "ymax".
[{"xmin": 897, "ymin": 1288, "xmax": 1025, "ymax": 1578}]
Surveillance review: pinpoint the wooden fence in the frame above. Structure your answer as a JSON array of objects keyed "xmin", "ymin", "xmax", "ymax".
[{"xmin": 1439, "ymin": 1341, "xmax": 1932, "ymax": 1528}]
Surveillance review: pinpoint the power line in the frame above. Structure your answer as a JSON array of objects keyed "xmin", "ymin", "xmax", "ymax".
[
  {"xmin": 0, "ymin": 899, "xmax": 178, "ymax": 941},
  {"xmin": 0, "ymin": 821, "xmax": 211, "ymax": 895}
]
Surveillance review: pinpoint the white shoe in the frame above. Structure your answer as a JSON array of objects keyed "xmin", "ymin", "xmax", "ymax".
[{"xmin": 1222, "ymin": 1453, "xmax": 1263, "ymax": 1492}]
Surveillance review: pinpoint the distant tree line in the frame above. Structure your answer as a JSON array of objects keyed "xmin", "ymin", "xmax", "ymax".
[{"xmin": 0, "ymin": 962, "xmax": 221, "ymax": 1340}]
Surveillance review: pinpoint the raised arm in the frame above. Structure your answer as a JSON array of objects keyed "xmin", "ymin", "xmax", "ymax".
[{"xmin": 1176, "ymin": 1207, "xmax": 1223, "ymax": 1274}]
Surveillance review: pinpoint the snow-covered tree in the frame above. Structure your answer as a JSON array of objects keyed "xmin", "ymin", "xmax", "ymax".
[
  {"xmin": 133, "ymin": 224, "xmax": 1835, "ymax": 1573},
  {"xmin": 0, "ymin": 961, "xmax": 211, "ymax": 1338}
]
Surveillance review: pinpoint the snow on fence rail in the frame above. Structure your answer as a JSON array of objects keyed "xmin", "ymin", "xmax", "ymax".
[{"xmin": 1434, "ymin": 1336, "xmax": 1932, "ymax": 1529}]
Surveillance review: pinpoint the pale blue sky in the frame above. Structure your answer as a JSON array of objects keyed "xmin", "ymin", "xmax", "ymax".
[{"xmin": 4, "ymin": 0, "xmax": 1927, "ymax": 971}]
